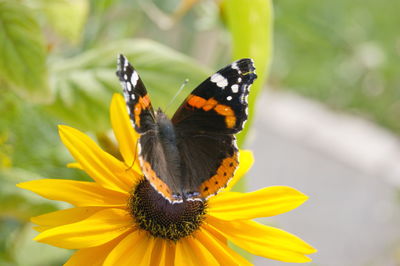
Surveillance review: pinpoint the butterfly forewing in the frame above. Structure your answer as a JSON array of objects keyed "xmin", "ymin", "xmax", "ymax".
[
  {"xmin": 116, "ymin": 54, "xmax": 155, "ymax": 133},
  {"xmin": 172, "ymin": 58, "xmax": 257, "ymax": 134}
]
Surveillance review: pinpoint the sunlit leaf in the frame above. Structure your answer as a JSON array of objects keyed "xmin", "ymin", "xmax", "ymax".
[
  {"xmin": 0, "ymin": 168, "xmax": 61, "ymax": 221},
  {"xmin": 0, "ymin": 1, "xmax": 49, "ymax": 102},
  {"xmin": 45, "ymin": 38, "xmax": 211, "ymax": 132},
  {"xmin": 15, "ymin": 226, "xmax": 72, "ymax": 266},
  {"xmin": 0, "ymin": 168, "xmax": 70, "ymax": 265},
  {"xmin": 38, "ymin": 0, "xmax": 89, "ymax": 43},
  {"xmin": 223, "ymin": 0, "xmax": 273, "ymax": 145}
]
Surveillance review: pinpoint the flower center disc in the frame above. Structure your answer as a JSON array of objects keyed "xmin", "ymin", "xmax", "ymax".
[{"xmin": 129, "ymin": 179, "xmax": 206, "ymax": 241}]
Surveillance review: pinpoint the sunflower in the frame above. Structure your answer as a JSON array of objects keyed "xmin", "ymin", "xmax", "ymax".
[{"xmin": 17, "ymin": 94, "xmax": 316, "ymax": 265}]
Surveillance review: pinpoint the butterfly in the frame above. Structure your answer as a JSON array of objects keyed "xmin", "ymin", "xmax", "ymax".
[{"xmin": 116, "ymin": 55, "xmax": 257, "ymax": 203}]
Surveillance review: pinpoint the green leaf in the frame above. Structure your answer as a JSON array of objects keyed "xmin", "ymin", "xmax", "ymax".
[
  {"xmin": 0, "ymin": 168, "xmax": 61, "ymax": 221},
  {"xmin": 0, "ymin": 169, "xmax": 70, "ymax": 266},
  {"xmin": 0, "ymin": 1, "xmax": 49, "ymax": 102},
  {"xmin": 14, "ymin": 225, "xmax": 72, "ymax": 266},
  {"xmin": 45, "ymin": 38, "xmax": 211, "ymax": 132},
  {"xmin": 223, "ymin": 0, "xmax": 273, "ymax": 146},
  {"xmin": 38, "ymin": 0, "xmax": 89, "ymax": 43}
]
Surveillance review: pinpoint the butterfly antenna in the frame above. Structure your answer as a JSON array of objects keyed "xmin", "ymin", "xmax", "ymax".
[
  {"xmin": 165, "ymin": 79, "xmax": 189, "ymax": 113},
  {"xmin": 125, "ymin": 140, "xmax": 139, "ymax": 171}
]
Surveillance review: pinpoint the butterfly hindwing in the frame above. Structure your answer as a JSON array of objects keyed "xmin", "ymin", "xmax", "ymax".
[{"xmin": 177, "ymin": 133, "xmax": 239, "ymax": 199}]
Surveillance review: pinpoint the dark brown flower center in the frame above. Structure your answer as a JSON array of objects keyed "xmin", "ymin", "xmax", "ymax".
[{"xmin": 128, "ymin": 179, "xmax": 206, "ymax": 241}]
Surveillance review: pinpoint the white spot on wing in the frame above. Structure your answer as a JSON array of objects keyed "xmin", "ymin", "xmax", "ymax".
[
  {"xmin": 211, "ymin": 73, "xmax": 228, "ymax": 88},
  {"xmin": 126, "ymin": 82, "xmax": 132, "ymax": 91},
  {"xmin": 131, "ymin": 94, "xmax": 135, "ymax": 100},
  {"xmin": 227, "ymin": 96, "xmax": 232, "ymax": 101},
  {"xmin": 131, "ymin": 71, "xmax": 139, "ymax": 87},
  {"xmin": 231, "ymin": 84, "xmax": 239, "ymax": 93},
  {"xmin": 123, "ymin": 58, "xmax": 128, "ymax": 69},
  {"xmin": 231, "ymin": 62, "xmax": 241, "ymax": 74}
]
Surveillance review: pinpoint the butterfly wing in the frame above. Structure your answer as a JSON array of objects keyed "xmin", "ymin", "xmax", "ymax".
[
  {"xmin": 117, "ymin": 55, "xmax": 180, "ymax": 202},
  {"xmin": 116, "ymin": 54, "xmax": 156, "ymax": 133},
  {"xmin": 172, "ymin": 59, "xmax": 257, "ymax": 199}
]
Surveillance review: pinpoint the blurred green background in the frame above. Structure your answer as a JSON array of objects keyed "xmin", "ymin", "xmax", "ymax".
[{"xmin": 0, "ymin": 0, "xmax": 399, "ymax": 265}]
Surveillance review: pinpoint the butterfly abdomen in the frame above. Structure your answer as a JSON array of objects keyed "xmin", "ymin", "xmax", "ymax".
[{"xmin": 154, "ymin": 111, "xmax": 183, "ymax": 195}]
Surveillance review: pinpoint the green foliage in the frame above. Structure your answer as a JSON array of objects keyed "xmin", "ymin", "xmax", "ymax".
[
  {"xmin": 37, "ymin": 0, "xmax": 89, "ymax": 43},
  {"xmin": 0, "ymin": 168, "xmax": 67, "ymax": 265},
  {"xmin": 224, "ymin": 0, "xmax": 273, "ymax": 145},
  {"xmin": 0, "ymin": 1, "xmax": 49, "ymax": 102},
  {"xmin": 273, "ymin": 0, "xmax": 400, "ymax": 134},
  {"xmin": 0, "ymin": 169, "xmax": 60, "ymax": 221},
  {"xmin": 45, "ymin": 39, "xmax": 210, "ymax": 132}
]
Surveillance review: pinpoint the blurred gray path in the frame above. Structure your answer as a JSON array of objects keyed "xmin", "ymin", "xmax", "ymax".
[{"xmin": 246, "ymin": 91, "xmax": 400, "ymax": 266}]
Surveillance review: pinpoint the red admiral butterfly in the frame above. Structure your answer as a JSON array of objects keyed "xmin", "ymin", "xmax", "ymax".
[{"xmin": 116, "ymin": 55, "xmax": 257, "ymax": 203}]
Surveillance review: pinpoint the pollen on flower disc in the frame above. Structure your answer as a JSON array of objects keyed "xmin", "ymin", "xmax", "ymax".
[{"xmin": 129, "ymin": 179, "xmax": 206, "ymax": 241}]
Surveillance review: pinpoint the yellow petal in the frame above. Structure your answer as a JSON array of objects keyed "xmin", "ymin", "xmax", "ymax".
[
  {"xmin": 33, "ymin": 226, "xmax": 49, "ymax": 232},
  {"xmin": 34, "ymin": 208, "xmax": 133, "ymax": 249},
  {"xmin": 207, "ymin": 216, "xmax": 317, "ymax": 263},
  {"xmin": 31, "ymin": 207, "xmax": 104, "ymax": 229},
  {"xmin": 103, "ymin": 231, "xmax": 155, "ymax": 266},
  {"xmin": 223, "ymin": 150, "xmax": 254, "ymax": 192},
  {"xmin": 67, "ymin": 162, "xmax": 83, "ymax": 170},
  {"xmin": 59, "ymin": 125, "xmax": 140, "ymax": 193},
  {"xmin": 196, "ymin": 227, "xmax": 251, "ymax": 266},
  {"xmin": 201, "ymin": 222, "xmax": 227, "ymax": 245},
  {"xmin": 17, "ymin": 179, "xmax": 128, "ymax": 207},
  {"xmin": 175, "ymin": 238, "xmax": 219, "ymax": 266},
  {"xmin": 65, "ymin": 233, "xmax": 128, "ymax": 266},
  {"xmin": 149, "ymin": 238, "xmax": 175, "ymax": 266},
  {"xmin": 110, "ymin": 94, "xmax": 141, "ymax": 173},
  {"xmin": 208, "ymin": 186, "xmax": 308, "ymax": 220}
]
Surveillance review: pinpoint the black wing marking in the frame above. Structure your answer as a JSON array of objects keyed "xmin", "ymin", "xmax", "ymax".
[
  {"xmin": 171, "ymin": 58, "xmax": 257, "ymax": 134},
  {"xmin": 177, "ymin": 133, "xmax": 238, "ymax": 200},
  {"xmin": 116, "ymin": 54, "xmax": 155, "ymax": 133},
  {"xmin": 172, "ymin": 59, "xmax": 257, "ymax": 200}
]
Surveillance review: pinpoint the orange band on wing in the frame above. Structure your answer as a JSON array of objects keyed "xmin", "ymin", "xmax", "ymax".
[
  {"xmin": 198, "ymin": 152, "xmax": 239, "ymax": 198},
  {"xmin": 186, "ymin": 95, "xmax": 237, "ymax": 129},
  {"xmin": 141, "ymin": 160, "xmax": 173, "ymax": 201},
  {"xmin": 214, "ymin": 104, "xmax": 236, "ymax": 128},
  {"xmin": 203, "ymin": 98, "xmax": 218, "ymax": 111},
  {"xmin": 224, "ymin": 116, "xmax": 236, "ymax": 128},
  {"xmin": 139, "ymin": 94, "xmax": 151, "ymax": 108},
  {"xmin": 187, "ymin": 95, "xmax": 218, "ymax": 111},
  {"xmin": 187, "ymin": 95, "xmax": 207, "ymax": 109},
  {"xmin": 214, "ymin": 104, "xmax": 234, "ymax": 116},
  {"xmin": 134, "ymin": 94, "xmax": 152, "ymax": 128}
]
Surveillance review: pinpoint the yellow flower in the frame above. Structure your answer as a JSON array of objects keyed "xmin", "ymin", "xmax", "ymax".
[{"xmin": 17, "ymin": 94, "xmax": 316, "ymax": 265}]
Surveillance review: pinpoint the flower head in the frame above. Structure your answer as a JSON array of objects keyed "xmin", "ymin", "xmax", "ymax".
[{"xmin": 17, "ymin": 94, "xmax": 316, "ymax": 265}]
